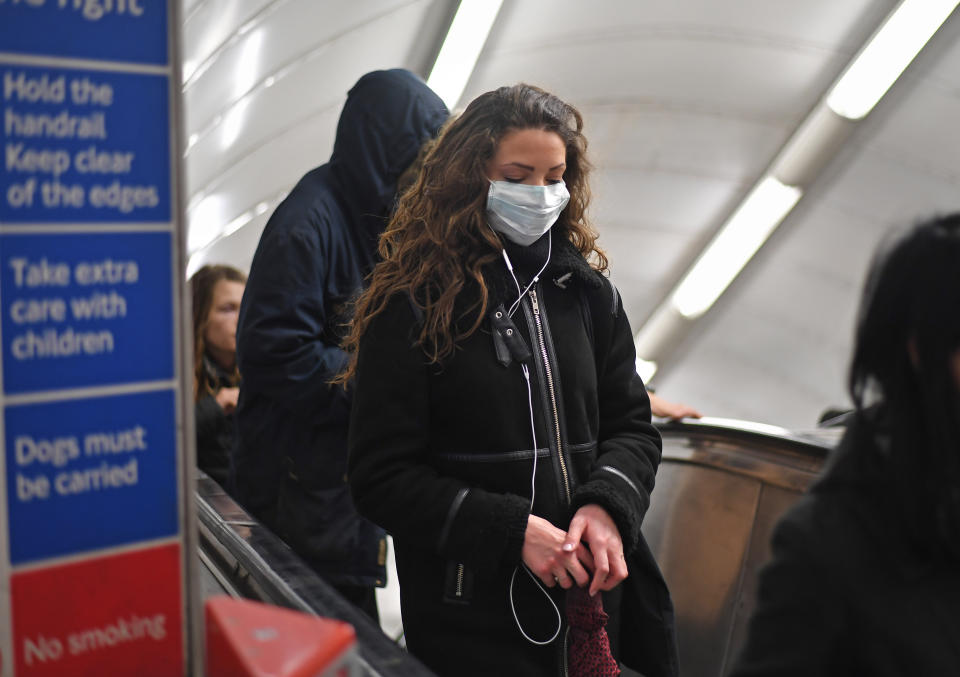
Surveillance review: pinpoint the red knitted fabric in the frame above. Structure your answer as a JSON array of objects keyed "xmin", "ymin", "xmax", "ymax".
[{"xmin": 566, "ymin": 587, "xmax": 620, "ymax": 676}]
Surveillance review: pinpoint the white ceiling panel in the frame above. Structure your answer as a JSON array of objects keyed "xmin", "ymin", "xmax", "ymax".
[
  {"xmin": 183, "ymin": 0, "xmax": 422, "ymax": 135},
  {"xmin": 467, "ymin": 39, "xmax": 828, "ymax": 122},
  {"xmin": 592, "ymin": 168, "xmax": 743, "ymax": 235},
  {"xmin": 583, "ymin": 106, "xmax": 786, "ymax": 183},
  {"xmin": 489, "ymin": 0, "xmax": 891, "ymax": 48},
  {"xmin": 820, "ymin": 142, "xmax": 960, "ymax": 226},
  {"xmin": 182, "ymin": 0, "xmax": 275, "ymax": 84}
]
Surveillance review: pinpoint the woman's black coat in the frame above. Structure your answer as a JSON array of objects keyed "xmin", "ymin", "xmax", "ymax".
[
  {"xmin": 729, "ymin": 414, "xmax": 960, "ymax": 676},
  {"xmin": 348, "ymin": 237, "xmax": 678, "ymax": 676},
  {"xmin": 195, "ymin": 356, "xmax": 236, "ymax": 487}
]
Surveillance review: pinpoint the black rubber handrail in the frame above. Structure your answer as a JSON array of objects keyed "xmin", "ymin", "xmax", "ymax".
[{"xmin": 656, "ymin": 417, "xmax": 836, "ymax": 457}]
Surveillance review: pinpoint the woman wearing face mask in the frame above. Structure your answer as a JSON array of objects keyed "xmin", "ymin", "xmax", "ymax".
[
  {"xmin": 340, "ymin": 85, "xmax": 677, "ymax": 676},
  {"xmin": 730, "ymin": 214, "xmax": 960, "ymax": 676},
  {"xmin": 191, "ymin": 263, "xmax": 246, "ymax": 488}
]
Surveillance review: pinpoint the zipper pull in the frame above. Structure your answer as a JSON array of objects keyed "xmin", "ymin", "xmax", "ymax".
[{"xmin": 529, "ymin": 288, "xmax": 540, "ymax": 315}]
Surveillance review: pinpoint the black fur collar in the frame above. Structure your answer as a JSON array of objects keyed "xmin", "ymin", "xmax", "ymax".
[{"xmin": 485, "ymin": 231, "xmax": 602, "ymax": 303}]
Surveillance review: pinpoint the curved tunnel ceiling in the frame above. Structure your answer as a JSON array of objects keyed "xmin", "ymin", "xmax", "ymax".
[{"xmin": 180, "ymin": 0, "xmax": 960, "ymax": 428}]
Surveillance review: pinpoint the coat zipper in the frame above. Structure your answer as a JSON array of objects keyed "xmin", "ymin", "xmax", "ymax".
[
  {"xmin": 529, "ymin": 288, "xmax": 571, "ymax": 505},
  {"xmin": 455, "ymin": 563, "xmax": 464, "ymax": 598},
  {"xmin": 530, "ymin": 287, "xmax": 571, "ymax": 677}
]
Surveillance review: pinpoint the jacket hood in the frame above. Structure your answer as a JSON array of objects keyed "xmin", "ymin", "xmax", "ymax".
[{"xmin": 329, "ymin": 69, "xmax": 449, "ymax": 240}]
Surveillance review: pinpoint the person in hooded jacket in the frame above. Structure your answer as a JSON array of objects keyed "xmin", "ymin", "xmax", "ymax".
[
  {"xmin": 339, "ymin": 84, "xmax": 677, "ymax": 676},
  {"xmin": 230, "ymin": 69, "xmax": 448, "ymax": 620},
  {"xmin": 729, "ymin": 213, "xmax": 960, "ymax": 676}
]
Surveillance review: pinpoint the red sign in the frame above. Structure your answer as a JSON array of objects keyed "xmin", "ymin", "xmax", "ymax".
[{"xmin": 11, "ymin": 543, "xmax": 183, "ymax": 676}]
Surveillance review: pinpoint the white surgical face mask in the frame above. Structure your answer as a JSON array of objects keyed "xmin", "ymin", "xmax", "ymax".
[{"xmin": 486, "ymin": 180, "xmax": 570, "ymax": 246}]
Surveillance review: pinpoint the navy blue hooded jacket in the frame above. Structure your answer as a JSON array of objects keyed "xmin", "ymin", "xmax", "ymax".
[{"xmin": 231, "ymin": 69, "xmax": 448, "ymax": 586}]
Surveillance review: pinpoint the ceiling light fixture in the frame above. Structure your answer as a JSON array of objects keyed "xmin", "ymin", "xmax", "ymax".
[
  {"xmin": 827, "ymin": 0, "xmax": 959, "ymax": 120},
  {"xmin": 671, "ymin": 177, "xmax": 802, "ymax": 319},
  {"xmin": 427, "ymin": 0, "xmax": 504, "ymax": 109}
]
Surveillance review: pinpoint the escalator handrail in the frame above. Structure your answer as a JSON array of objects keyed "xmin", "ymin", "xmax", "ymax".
[
  {"xmin": 656, "ymin": 416, "xmax": 836, "ymax": 457},
  {"xmin": 653, "ymin": 417, "xmax": 836, "ymax": 491},
  {"xmin": 194, "ymin": 478, "xmax": 436, "ymax": 677}
]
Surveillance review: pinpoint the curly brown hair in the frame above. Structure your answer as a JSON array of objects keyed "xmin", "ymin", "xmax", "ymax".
[{"xmin": 338, "ymin": 84, "xmax": 607, "ymax": 382}]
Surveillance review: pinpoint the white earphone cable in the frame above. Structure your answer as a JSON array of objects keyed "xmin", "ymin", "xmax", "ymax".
[
  {"xmin": 501, "ymin": 230, "xmax": 562, "ymax": 646},
  {"xmin": 503, "ymin": 231, "xmax": 552, "ymax": 318}
]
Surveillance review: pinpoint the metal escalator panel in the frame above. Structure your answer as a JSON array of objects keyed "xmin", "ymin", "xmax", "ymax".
[
  {"xmin": 643, "ymin": 420, "xmax": 832, "ymax": 677},
  {"xmin": 197, "ymin": 548, "xmax": 240, "ymax": 599}
]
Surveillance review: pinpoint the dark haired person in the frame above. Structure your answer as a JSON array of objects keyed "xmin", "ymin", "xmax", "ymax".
[
  {"xmin": 341, "ymin": 84, "xmax": 677, "ymax": 676},
  {"xmin": 730, "ymin": 214, "xmax": 960, "ymax": 676},
  {"xmin": 190, "ymin": 263, "xmax": 246, "ymax": 487},
  {"xmin": 231, "ymin": 69, "xmax": 448, "ymax": 621}
]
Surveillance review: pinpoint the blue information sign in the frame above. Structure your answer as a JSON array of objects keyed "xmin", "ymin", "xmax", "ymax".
[
  {"xmin": 0, "ymin": 0, "xmax": 168, "ymax": 66},
  {"xmin": 4, "ymin": 389, "xmax": 178, "ymax": 564},
  {"xmin": 0, "ymin": 63, "xmax": 171, "ymax": 223},
  {"xmin": 0, "ymin": 0, "xmax": 193, "ymax": 672},
  {"xmin": 0, "ymin": 231, "xmax": 174, "ymax": 394}
]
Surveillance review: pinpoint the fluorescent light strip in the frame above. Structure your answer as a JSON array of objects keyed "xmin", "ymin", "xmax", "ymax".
[
  {"xmin": 827, "ymin": 0, "xmax": 959, "ymax": 120},
  {"xmin": 671, "ymin": 177, "xmax": 802, "ymax": 319},
  {"xmin": 427, "ymin": 0, "xmax": 504, "ymax": 109}
]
